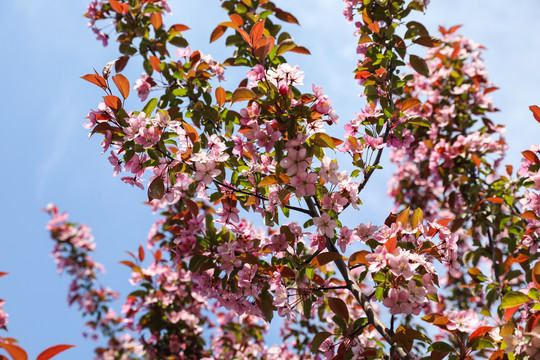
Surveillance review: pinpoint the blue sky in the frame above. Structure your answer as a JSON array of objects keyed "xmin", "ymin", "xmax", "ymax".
[{"xmin": 1, "ymin": 1, "xmax": 540, "ymax": 358}]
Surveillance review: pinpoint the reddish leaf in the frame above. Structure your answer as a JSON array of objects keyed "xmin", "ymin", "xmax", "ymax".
[
  {"xmin": 526, "ymin": 313, "xmax": 540, "ymax": 332},
  {"xmin": 506, "ymin": 164, "xmax": 513, "ymax": 176},
  {"xmin": 254, "ymin": 36, "xmax": 275, "ymax": 60},
  {"xmin": 437, "ymin": 218, "xmax": 453, "ymax": 227},
  {"xmin": 229, "ymin": 14, "xmax": 243, "ymax": 27},
  {"xmin": 396, "ymin": 207, "xmax": 410, "ymax": 225},
  {"xmin": 368, "ymin": 22, "xmax": 380, "ymax": 34},
  {"xmin": 384, "ymin": 236, "xmax": 397, "ymax": 253},
  {"xmin": 149, "ymin": 56, "xmax": 161, "ymax": 73},
  {"xmin": 81, "ymin": 74, "xmax": 107, "ymax": 91},
  {"xmin": 522, "ymin": 210, "xmax": 540, "ymax": 220},
  {"xmin": 114, "ymin": 56, "xmax": 129, "ymax": 73},
  {"xmin": 231, "ymin": 87, "xmax": 257, "ymax": 103},
  {"xmin": 118, "ymin": 260, "xmax": 137, "ymax": 268},
  {"xmin": 328, "ymin": 297, "xmax": 349, "ymax": 322},
  {"xmin": 289, "ymin": 45, "xmax": 311, "ymax": 55},
  {"xmin": 259, "ymin": 174, "xmax": 289, "ymax": 187},
  {"xmin": 215, "ymin": 86, "xmax": 226, "ymax": 106},
  {"xmin": 154, "ymin": 249, "xmax": 162, "ymax": 262},
  {"xmin": 103, "ymin": 95, "xmax": 122, "ymax": 110},
  {"xmin": 402, "ymin": 98, "xmax": 421, "ymax": 112},
  {"xmin": 311, "ymin": 332, "xmax": 332, "ymax": 353},
  {"xmin": 210, "ymin": 25, "xmax": 227, "ymax": 43},
  {"xmin": 469, "ymin": 326, "xmax": 494, "ymax": 341},
  {"xmin": 0, "ymin": 272, "xmax": 7, "ymax": 278},
  {"xmin": 36, "ymin": 344, "xmax": 76, "ymax": 360},
  {"xmin": 413, "ymin": 36, "xmax": 443, "ymax": 47},
  {"xmin": 533, "ymin": 261, "xmax": 540, "ymax": 290},
  {"xmin": 489, "ymin": 350, "xmax": 504, "ymax": 360},
  {"xmin": 530, "ymin": 105, "xmax": 540, "ymax": 124},
  {"xmin": 410, "ymin": 54, "xmax": 429, "ymax": 77},
  {"xmin": 422, "ymin": 313, "xmax": 450, "ymax": 328},
  {"xmin": 183, "ymin": 122, "xmax": 199, "ymax": 143},
  {"xmin": 112, "ymin": 74, "xmax": 130, "ymax": 99},
  {"xmin": 348, "ymin": 250, "xmax": 370, "ymax": 267},
  {"xmin": 484, "ymin": 86, "xmax": 499, "ymax": 95},
  {"xmin": 522, "ymin": 150, "xmax": 540, "ymax": 164},
  {"xmin": 0, "ymin": 342, "xmax": 27, "ymax": 360},
  {"xmin": 274, "ymin": 8, "xmax": 299, "ymax": 24},
  {"xmin": 148, "ymin": 176, "xmax": 165, "ymax": 201},
  {"xmin": 250, "ymin": 19, "xmax": 265, "ymax": 45},
  {"xmin": 109, "ymin": 0, "xmax": 127, "ymax": 14},
  {"xmin": 138, "ymin": 245, "xmax": 145, "ymax": 262},
  {"xmin": 310, "ymin": 252, "xmax": 341, "ymax": 268},
  {"xmin": 150, "ymin": 12, "xmax": 163, "ymax": 30},
  {"xmin": 236, "ymin": 28, "xmax": 251, "ymax": 45},
  {"xmin": 169, "ymin": 24, "xmax": 190, "ymax": 33},
  {"xmin": 485, "ymin": 197, "xmax": 504, "ymax": 204},
  {"xmin": 504, "ymin": 306, "xmax": 520, "ymax": 321}
]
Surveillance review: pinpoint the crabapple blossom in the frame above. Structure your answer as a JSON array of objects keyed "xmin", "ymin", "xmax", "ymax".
[
  {"xmin": 133, "ymin": 73, "xmax": 152, "ymax": 101},
  {"xmin": 314, "ymin": 212, "xmax": 337, "ymax": 239}
]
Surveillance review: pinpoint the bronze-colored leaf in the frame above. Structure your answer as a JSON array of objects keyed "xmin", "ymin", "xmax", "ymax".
[
  {"xmin": 410, "ymin": 54, "xmax": 429, "ymax": 77},
  {"xmin": 149, "ymin": 56, "xmax": 161, "ymax": 73},
  {"xmin": 231, "ymin": 87, "xmax": 256, "ymax": 103},
  {"xmin": 274, "ymin": 8, "xmax": 299, "ymax": 25},
  {"xmin": 148, "ymin": 176, "xmax": 165, "ymax": 201},
  {"xmin": 150, "ymin": 12, "xmax": 162, "ymax": 30},
  {"xmin": 401, "ymin": 98, "xmax": 421, "ymax": 112},
  {"xmin": 310, "ymin": 252, "xmax": 341, "ymax": 268},
  {"xmin": 215, "ymin": 86, "xmax": 226, "ymax": 106},
  {"xmin": 37, "ymin": 345, "xmax": 76, "ymax": 360},
  {"xmin": 328, "ymin": 297, "xmax": 349, "ymax": 322},
  {"xmin": 81, "ymin": 74, "xmax": 108, "ymax": 91},
  {"xmin": 210, "ymin": 25, "xmax": 227, "ymax": 43},
  {"xmin": 112, "ymin": 74, "xmax": 130, "ymax": 99}
]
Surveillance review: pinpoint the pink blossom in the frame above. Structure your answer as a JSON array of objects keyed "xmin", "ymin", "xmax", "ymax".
[
  {"xmin": 319, "ymin": 156, "xmax": 340, "ymax": 185},
  {"xmin": 313, "ymin": 213, "xmax": 337, "ymax": 239},
  {"xmin": 280, "ymin": 148, "xmax": 310, "ymax": 177},
  {"xmin": 175, "ymin": 47, "xmax": 191, "ymax": 57},
  {"xmin": 444, "ymin": 309, "xmax": 484, "ymax": 333},
  {"xmin": 382, "ymin": 287, "xmax": 412, "ymax": 315},
  {"xmin": 387, "ymin": 248, "xmax": 419, "ymax": 280},
  {"xmin": 290, "ymin": 171, "xmax": 318, "ymax": 198},
  {"xmin": 363, "ymin": 134, "xmax": 385, "ymax": 149},
  {"xmin": 135, "ymin": 126, "xmax": 161, "ymax": 148},
  {"xmin": 365, "ymin": 245, "xmax": 388, "ymax": 273},
  {"xmin": 134, "ymin": 73, "xmax": 152, "ymax": 101},
  {"xmin": 194, "ymin": 161, "xmax": 220, "ymax": 184},
  {"xmin": 121, "ymin": 176, "xmax": 144, "ymax": 190}
]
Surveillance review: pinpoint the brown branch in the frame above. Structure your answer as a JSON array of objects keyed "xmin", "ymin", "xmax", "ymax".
[
  {"xmin": 304, "ymin": 197, "xmax": 413, "ymax": 360},
  {"xmin": 213, "ymin": 179, "xmax": 312, "ymax": 215}
]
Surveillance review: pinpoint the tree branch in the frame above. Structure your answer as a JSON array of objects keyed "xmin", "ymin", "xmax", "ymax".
[
  {"xmin": 213, "ymin": 179, "xmax": 312, "ymax": 215},
  {"xmin": 304, "ymin": 197, "xmax": 412, "ymax": 360}
]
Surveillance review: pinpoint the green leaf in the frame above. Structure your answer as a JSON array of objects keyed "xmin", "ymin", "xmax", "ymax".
[
  {"xmin": 407, "ymin": 116, "xmax": 431, "ymax": 127},
  {"xmin": 410, "ymin": 54, "xmax": 430, "ymax": 77},
  {"xmin": 308, "ymin": 133, "xmax": 336, "ymax": 149},
  {"xmin": 169, "ymin": 36, "xmax": 188, "ymax": 47},
  {"xmin": 142, "ymin": 98, "xmax": 158, "ymax": 116},
  {"xmin": 429, "ymin": 341, "xmax": 455, "ymax": 353},
  {"xmin": 500, "ymin": 291, "xmax": 530, "ymax": 309}
]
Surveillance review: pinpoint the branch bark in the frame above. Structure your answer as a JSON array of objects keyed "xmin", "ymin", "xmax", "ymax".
[{"xmin": 304, "ymin": 197, "xmax": 413, "ymax": 360}]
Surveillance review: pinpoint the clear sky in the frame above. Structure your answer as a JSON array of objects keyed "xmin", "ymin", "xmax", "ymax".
[{"xmin": 1, "ymin": 1, "xmax": 540, "ymax": 358}]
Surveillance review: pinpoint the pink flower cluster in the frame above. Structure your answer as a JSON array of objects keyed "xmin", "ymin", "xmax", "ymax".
[
  {"xmin": 518, "ymin": 145, "xmax": 540, "ymax": 253},
  {"xmin": 0, "ymin": 299, "xmax": 7, "ymax": 329}
]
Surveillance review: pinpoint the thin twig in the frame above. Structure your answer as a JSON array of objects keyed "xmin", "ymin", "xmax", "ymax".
[{"xmin": 214, "ymin": 179, "xmax": 312, "ymax": 215}]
